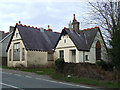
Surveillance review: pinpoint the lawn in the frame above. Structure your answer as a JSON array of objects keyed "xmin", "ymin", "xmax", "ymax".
[{"xmin": 2, "ymin": 66, "xmax": 119, "ymax": 88}]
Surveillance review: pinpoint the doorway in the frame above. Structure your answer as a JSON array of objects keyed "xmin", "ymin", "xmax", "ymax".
[{"xmin": 71, "ymin": 50, "xmax": 76, "ymax": 62}]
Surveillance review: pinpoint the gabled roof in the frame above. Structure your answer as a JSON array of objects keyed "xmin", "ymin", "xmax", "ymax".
[
  {"xmin": 6, "ymin": 23, "xmax": 60, "ymax": 52},
  {"xmin": 55, "ymin": 27, "xmax": 100, "ymax": 51}
]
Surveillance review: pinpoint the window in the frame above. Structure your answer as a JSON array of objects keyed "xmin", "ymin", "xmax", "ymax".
[
  {"xmin": 72, "ymin": 50, "xmax": 76, "ymax": 56},
  {"xmin": 13, "ymin": 42, "xmax": 20, "ymax": 61},
  {"xmin": 16, "ymin": 33, "xmax": 18, "ymax": 38},
  {"xmin": 9, "ymin": 49, "xmax": 11, "ymax": 61},
  {"xmin": 48, "ymin": 52, "xmax": 54, "ymax": 61},
  {"xmin": 96, "ymin": 41, "xmax": 101, "ymax": 60},
  {"xmin": 22, "ymin": 48, "xmax": 25, "ymax": 61},
  {"xmin": 14, "ymin": 43, "xmax": 20, "ymax": 52},
  {"xmin": 86, "ymin": 55, "xmax": 89, "ymax": 61},
  {"xmin": 59, "ymin": 50, "xmax": 64, "ymax": 58},
  {"xmin": 96, "ymin": 48, "xmax": 101, "ymax": 60},
  {"xmin": 64, "ymin": 39, "xmax": 66, "ymax": 43}
]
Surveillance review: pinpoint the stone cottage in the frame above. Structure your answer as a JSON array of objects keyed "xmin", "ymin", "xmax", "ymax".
[
  {"xmin": 6, "ymin": 23, "xmax": 60, "ymax": 67},
  {"xmin": 55, "ymin": 14, "xmax": 108, "ymax": 63}
]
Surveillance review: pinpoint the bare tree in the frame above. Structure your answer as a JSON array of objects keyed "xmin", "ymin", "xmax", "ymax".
[
  {"xmin": 88, "ymin": 0, "xmax": 120, "ymax": 88},
  {"xmin": 88, "ymin": 0, "xmax": 119, "ymax": 46}
]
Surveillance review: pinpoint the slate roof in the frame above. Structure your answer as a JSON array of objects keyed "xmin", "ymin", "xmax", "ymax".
[
  {"xmin": 2, "ymin": 33, "xmax": 9, "ymax": 39},
  {"xmin": 7, "ymin": 24, "xmax": 60, "ymax": 52},
  {"xmin": 7, "ymin": 23, "xmax": 106, "ymax": 52},
  {"xmin": 55, "ymin": 27, "xmax": 100, "ymax": 51},
  {"xmin": 0, "ymin": 31, "xmax": 9, "ymax": 41}
]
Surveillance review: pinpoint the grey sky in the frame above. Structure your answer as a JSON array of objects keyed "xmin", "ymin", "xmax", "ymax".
[{"xmin": 0, "ymin": 0, "xmax": 93, "ymax": 32}]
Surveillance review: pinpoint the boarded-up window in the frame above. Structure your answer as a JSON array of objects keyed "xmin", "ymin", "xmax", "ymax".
[
  {"xmin": 59, "ymin": 50, "xmax": 64, "ymax": 58},
  {"xmin": 48, "ymin": 52, "xmax": 54, "ymax": 61},
  {"xmin": 13, "ymin": 42, "xmax": 20, "ymax": 61},
  {"xmin": 22, "ymin": 48, "xmax": 25, "ymax": 61}
]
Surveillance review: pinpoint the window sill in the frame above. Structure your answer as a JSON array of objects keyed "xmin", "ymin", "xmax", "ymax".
[
  {"xmin": 48, "ymin": 60, "xmax": 54, "ymax": 61},
  {"xmin": 13, "ymin": 60, "xmax": 20, "ymax": 61}
]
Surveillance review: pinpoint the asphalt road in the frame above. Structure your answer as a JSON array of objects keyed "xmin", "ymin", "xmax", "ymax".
[{"xmin": 1, "ymin": 69, "xmax": 98, "ymax": 90}]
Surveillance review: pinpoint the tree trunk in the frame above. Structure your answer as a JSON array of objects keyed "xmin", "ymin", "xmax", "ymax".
[{"xmin": 118, "ymin": 70, "xmax": 120, "ymax": 90}]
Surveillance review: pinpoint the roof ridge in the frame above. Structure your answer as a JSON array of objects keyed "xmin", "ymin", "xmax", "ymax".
[
  {"xmin": 54, "ymin": 32, "xmax": 60, "ymax": 34},
  {"xmin": 16, "ymin": 23, "xmax": 52, "ymax": 32},
  {"xmin": 81, "ymin": 26, "xmax": 99, "ymax": 32}
]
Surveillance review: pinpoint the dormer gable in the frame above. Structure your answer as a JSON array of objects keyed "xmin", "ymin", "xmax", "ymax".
[{"xmin": 12, "ymin": 28, "xmax": 21, "ymax": 41}]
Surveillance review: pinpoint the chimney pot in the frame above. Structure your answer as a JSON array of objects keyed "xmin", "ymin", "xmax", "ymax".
[
  {"xmin": 19, "ymin": 21, "xmax": 21, "ymax": 24},
  {"xmin": 73, "ymin": 14, "xmax": 76, "ymax": 21},
  {"xmin": 48, "ymin": 25, "xmax": 50, "ymax": 30}
]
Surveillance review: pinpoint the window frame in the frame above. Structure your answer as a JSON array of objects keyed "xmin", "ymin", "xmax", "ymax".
[
  {"xmin": 22, "ymin": 48, "xmax": 25, "ymax": 61},
  {"xmin": 16, "ymin": 33, "xmax": 18, "ymax": 38},
  {"xmin": 13, "ymin": 42, "xmax": 20, "ymax": 61},
  {"xmin": 48, "ymin": 52, "xmax": 54, "ymax": 61},
  {"xmin": 59, "ymin": 50, "xmax": 64, "ymax": 59},
  {"xmin": 96, "ymin": 40, "xmax": 101, "ymax": 60},
  {"xmin": 14, "ymin": 42, "xmax": 20, "ymax": 52},
  {"xmin": 64, "ymin": 39, "xmax": 66, "ymax": 43},
  {"xmin": 85, "ymin": 55, "xmax": 89, "ymax": 61},
  {"xmin": 9, "ymin": 49, "xmax": 11, "ymax": 61}
]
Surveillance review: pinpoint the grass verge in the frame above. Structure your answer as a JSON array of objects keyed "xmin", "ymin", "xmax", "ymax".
[{"xmin": 2, "ymin": 66, "xmax": 119, "ymax": 88}]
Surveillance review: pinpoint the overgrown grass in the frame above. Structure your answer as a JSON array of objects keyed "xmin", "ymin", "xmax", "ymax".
[{"xmin": 2, "ymin": 66, "xmax": 119, "ymax": 88}]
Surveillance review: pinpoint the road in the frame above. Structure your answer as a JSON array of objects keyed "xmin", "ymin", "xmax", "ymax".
[{"xmin": 1, "ymin": 69, "xmax": 98, "ymax": 90}]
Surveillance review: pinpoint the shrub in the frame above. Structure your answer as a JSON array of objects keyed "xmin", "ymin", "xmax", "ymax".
[
  {"xmin": 55, "ymin": 58, "xmax": 64, "ymax": 72},
  {"xmin": 96, "ymin": 60, "xmax": 114, "ymax": 71}
]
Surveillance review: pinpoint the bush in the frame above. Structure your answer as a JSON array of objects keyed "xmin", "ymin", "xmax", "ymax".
[
  {"xmin": 55, "ymin": 58, "xmax": 64, "ymax": 72},
  {"xmin": 96, "ymin": 60, "xmax": 114, "ymax": 71}
]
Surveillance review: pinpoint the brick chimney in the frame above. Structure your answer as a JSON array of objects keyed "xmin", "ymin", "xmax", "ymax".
[{"xmin": 72, "ymin": 14, "xmax": 80, "ymax": 33}]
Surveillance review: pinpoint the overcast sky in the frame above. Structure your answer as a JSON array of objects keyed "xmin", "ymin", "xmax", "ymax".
[{"xmin": 0, "ymin": 0, "xmax": 95, "ymax": 32}]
